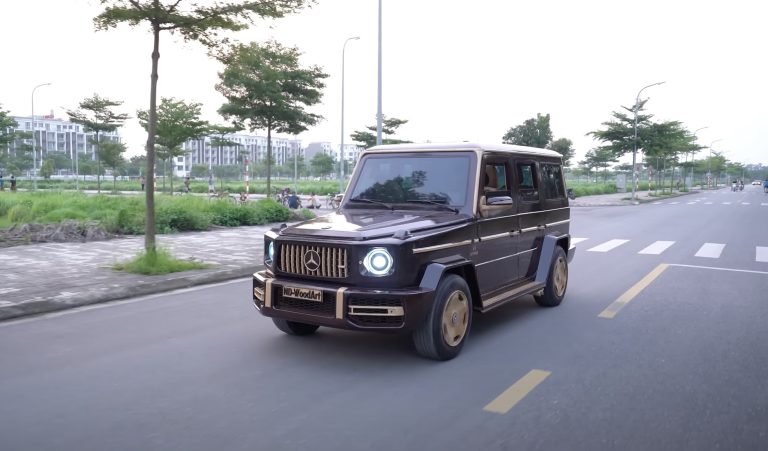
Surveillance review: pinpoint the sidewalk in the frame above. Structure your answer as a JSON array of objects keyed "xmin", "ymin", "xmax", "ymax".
[{"xmin": 0, "ymin": 190, "xmax": 697, "ymax": 321}]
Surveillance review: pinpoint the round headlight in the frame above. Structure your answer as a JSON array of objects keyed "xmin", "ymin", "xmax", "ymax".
[
  {"xmin": 267, "ymin": 242, "xmax": 275, "ymax": 262},
  {"xmin": 363, "ymin": 248, "xmax": 393, "ymax": 276}
]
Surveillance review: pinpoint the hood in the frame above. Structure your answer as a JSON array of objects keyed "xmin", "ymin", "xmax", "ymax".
[{"xmin": 279, "ymin": 209, "xmax": 472, "ymax": 241}]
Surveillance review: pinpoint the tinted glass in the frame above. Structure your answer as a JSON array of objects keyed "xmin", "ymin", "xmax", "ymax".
[{"xmin": 348, "ymin": 154, "xmax": 471, "ymax": 206}]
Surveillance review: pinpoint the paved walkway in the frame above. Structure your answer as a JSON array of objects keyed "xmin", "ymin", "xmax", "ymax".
[{"xmin": 0, "ymin": 190, "xmax": 696, "ymax": 321}]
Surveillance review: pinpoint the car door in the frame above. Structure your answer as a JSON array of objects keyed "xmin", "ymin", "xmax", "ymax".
[
  {"xmin": 512, "ymin": 159, "xmax": 544, "ymax": 280},
  {"xmin": 475, "ymin": 155, "xmax": 520, "ymax": 296}
]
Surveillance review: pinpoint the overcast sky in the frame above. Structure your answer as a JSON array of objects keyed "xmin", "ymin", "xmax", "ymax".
[{"xmin": 2, "ymin": 0, "xmax": 766, "ymax": 167}]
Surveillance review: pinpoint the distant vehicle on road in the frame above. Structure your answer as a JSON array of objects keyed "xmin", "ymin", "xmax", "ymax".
[{"xmin": 752, "ymin": 180, "xmax": 761, "ymax": 185}]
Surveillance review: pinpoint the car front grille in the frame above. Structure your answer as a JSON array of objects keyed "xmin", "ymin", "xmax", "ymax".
[{"xmin": 279, "ymin": 244, "xmax": 349, "ymax": 279}]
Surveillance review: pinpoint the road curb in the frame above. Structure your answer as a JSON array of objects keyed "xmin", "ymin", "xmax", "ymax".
[{"xmin": 0, "ymin": 265, "xmax": 260, "ymax": 322}]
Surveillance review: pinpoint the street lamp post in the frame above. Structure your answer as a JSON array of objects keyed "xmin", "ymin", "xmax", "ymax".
[
  {"xmin": 707, "ymin": 139, "xmax": 722, "ymax": 189},
  {"xmin": 376, "ymin": 0, "xmax": 383, "ymax": 146},
  {"xmin": 339, "ymin": 36, "xmax": 359, "ymax": 194},
  {"xmin": 31, "ymin": 82, "xmax": 51, "ymax": 191},
  {"xmin": 631, "ymin": 81, "xmax": 665, "ymax": 201},
  {"xmin": 689, "ymin": 126, "xmax": 707, "ymax": 189}
]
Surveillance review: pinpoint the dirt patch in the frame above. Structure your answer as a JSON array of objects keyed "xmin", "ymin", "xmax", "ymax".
[{"xmin": 0, "ymin": 221, "xmax": 117, "ymax": 248}]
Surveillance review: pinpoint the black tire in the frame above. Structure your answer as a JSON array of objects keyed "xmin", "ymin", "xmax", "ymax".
[
  {"xmin": 412, "ymin": 274, "xmax": 473, "ymax": 361},
  {"xmin": 534, "ymin": 246, "xmax": 568, "ymax": 307},
  {"xmin": 272, "ymin": 318, "xmax": 319, "ymax": 336}
]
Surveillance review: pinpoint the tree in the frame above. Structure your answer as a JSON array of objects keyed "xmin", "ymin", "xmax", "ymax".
[
  {"xmin": 67, "ymin": 94, "xmax": 129, "ymax": 193},
  {"xmin": 98, "ymin": 140, "xmax": 128, "ymax": 190},
  {"xmin": 502, "ymin": 113, "xmax": 552, "ymax": 148},
  {"xmin": 351, "ymin": 116, "xmax": 411, "ymax": 149},
  {"xmin": 138, "ymin": 97, "xmax": 208, "ymax": 194},
  {"xmin": 588, "ymin": 100, "xmax": 655, "ymax": 159},
  {"xmin": 40, "ymin": 159, "xmax": 55, "ymax": 179},
  {"xmin": 217, "ymin": 39, "xmax": 328, "ymax": 196},
  {"xmin": 310, "ymin": 152, "xmax": 334, "ymax": 177},
  {"xmin": 94, "ymin": 0, "xmax": 312, "ymax": 255},
  {"xmin": 1, "ymin": 106, "xmax": 18, "ymax": 150},
  {"xmin": 580, "ymin": 148, "xmax": 617, "ymax": 183},
  {"xmin": 549, "ymin": 138, "xmax": 575, "ymax": 167}
]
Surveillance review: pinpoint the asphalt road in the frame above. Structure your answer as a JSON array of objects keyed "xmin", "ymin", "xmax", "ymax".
[{"xmin": 1, "ymin": 186, "xmax": 767, "ymax": 451}]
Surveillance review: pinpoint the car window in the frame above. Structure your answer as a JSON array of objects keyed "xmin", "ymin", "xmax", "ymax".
[
  {"xmin": 540, "ymin": 163, "xmax": 565, "ymax": 199},
  {"xmin": 516, "ymin": 162, "xmax": 539, "ymax": 202},
  {"xmin": 347, "ymin": 154, "xmax": 471, "ymax": 206}
]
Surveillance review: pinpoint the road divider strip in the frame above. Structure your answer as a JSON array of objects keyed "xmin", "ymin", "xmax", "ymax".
[
  {"xmin": 598, "ymin": 263, "xmax": 669, "ymax": 319},
  {"xmin": 483, "ymin": 369, "xmax": 551, "ymax": 414}
]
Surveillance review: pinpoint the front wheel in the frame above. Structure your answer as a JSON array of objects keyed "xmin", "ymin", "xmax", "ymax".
[
  {"xmin": 534, "ymin": 246, "xmax": 568, "ymax": 307},
  {"xmin": 412, "ymin": 274, "xmax": 473, "ymax": 361},
  {"xmin": 272, "ymin": 318, "xmax": 319, "ymax": 336}
]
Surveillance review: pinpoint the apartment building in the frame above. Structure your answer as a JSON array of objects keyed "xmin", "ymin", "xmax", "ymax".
[
  {"xmin": 6, "ymin": 115, "xmax": 121, "ymax": 162},
  {"xmin": 176, "ymin": 133, "xmax": 303, "ymax": 176}
]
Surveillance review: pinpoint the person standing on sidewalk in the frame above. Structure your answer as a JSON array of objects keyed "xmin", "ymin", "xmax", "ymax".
[
  {"xmin": 0, "ymin": 173, "xmax": 4, "ymax": 191},
  {"xmin": 10, "ymin": 174, "xmax": 17, "ymax": 192},
  {"xmin": 140, "ymin": 175, "xmax": 145, "ymax": 191}
]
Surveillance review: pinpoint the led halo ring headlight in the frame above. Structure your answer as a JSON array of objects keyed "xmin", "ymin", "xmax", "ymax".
[
  {"xmin": 362, "ymin": 247, "xmax": 394, "ymax": 276},
  {"xmin": 267, "ymin": 241, "xmax": 275, "ymax": 263}
]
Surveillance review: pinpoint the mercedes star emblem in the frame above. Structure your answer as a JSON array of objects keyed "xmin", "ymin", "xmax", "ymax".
[{"xmin": 303, "ymin": 250, "xmax": 321, "ymax": 272}]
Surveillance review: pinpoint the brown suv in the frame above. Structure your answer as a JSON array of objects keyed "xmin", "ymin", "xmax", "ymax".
[{"xmin": 252, "ymin": 142, "xmax": 575, "ymax": 360}]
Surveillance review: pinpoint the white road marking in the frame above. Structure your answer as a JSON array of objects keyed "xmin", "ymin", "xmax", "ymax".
[
  {"xmin": 571, "ymin": 238, "xmax": 588, "ymax": 245},
  {"xmin": 686, "ymin": 201, "xmax": 697, "ymax": 205},
  {"xmin": 704, "ymin": 202, "xmax": 713, "ymax": 205},
  {"xmin": 742, "ymin": 202, "xmax": 751, "ymax": 205},
  {"xmin": 757, "ymin": 247, "xmax": 768, "ymax": 263},
  {"xmin": 722, "ymin": 202, "xmax": 732, "ymax": 205},
  {"xmin": 638, "ymin": 241, "xmax": 676, "ymax": 255},
  {"xmin": 668, "ymin": 201, "xmax": 680, "ymax": 205},
  {"xmin": 587, "ymin": 239, "xmax": 629, "ymax": 253},
  {"xmin": 669, "ymin": 264, "xmax": 768, "ymax": 275},
  {"xmin": 652, "ymin": 201, "xmax": 663, "ymax": 205},
  {"xmin": 762, "ymin": 203, "xmax": 768, "ymax": 206},
  {"xmin": 695, "ymin": 243, "xmax": 725, "ymax": 259}
]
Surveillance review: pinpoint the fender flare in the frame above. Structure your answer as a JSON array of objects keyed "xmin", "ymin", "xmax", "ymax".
[{"xmin": 535, "ymin": 235, "xmax": 570, "ymax": 285}]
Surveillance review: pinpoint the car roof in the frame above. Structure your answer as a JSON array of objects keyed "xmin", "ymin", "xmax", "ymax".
[{"xmin": 365, "ymin": 142, "xmax": 563, "ymax": 159}]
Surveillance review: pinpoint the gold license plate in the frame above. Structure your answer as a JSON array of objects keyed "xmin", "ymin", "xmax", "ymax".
[{"xmin": 282, "ymin": 286, "xmax": 323, "ymax": 302}]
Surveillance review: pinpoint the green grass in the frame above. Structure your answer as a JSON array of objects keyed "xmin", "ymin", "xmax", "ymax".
[
  {"xmin": 112, "ymin": 248, "xmax": 211, "ymax": 275},
  {"xmin": 0, "ymin": 192, "xmax": 294, "ymax": 232}
]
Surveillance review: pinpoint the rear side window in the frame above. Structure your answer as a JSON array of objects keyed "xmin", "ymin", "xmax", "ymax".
[
  {"xmin": 516, "ymin": 162, "xmax": 539, "ymax": 202},
  {"xmin": 540, "ymin": 164, "xmax": 565, "ymax": 199}
]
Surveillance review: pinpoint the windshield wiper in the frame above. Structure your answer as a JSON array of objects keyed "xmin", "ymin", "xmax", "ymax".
[
  {"xmin": 348, "ymin": 197, "xmax": 394, "ymax": 210},
  {"xmin": 405, "ymin": 200, "xmax": 459, "ymax": 213}
]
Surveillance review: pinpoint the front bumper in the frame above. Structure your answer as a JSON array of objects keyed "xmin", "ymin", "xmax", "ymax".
[{"xmin": 252, "ymin": 270, "xmax": 435, "ymax": 331}]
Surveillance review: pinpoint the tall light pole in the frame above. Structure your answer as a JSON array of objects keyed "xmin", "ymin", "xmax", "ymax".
[
  {"xmin": 376, "ymin": 0, "xmax": 383, "ymax": 146},
  {"xmin": 31, "ymin": 82, "xmax": 51, "ymax": 191},
  {"xmin": 707, "ymin": 138, "xmax": 722, "ymax": 189},
  {"xmin": 340, "ymin": 36, "xmax": 359, "ymax": 194},
  {"xmin": 631, "ymin": 81, "xmax": 665, "ymax": 201},
  {"xmin": 689, "ymin": 126, "xmax": 707, "ymax": 189}
]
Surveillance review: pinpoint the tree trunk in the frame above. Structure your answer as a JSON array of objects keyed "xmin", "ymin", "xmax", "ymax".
[
  {"xmin": 144, "ymin": 26, "xmax": 160, "ymax": 255},
  {"xmin": 96, "ymin": 131, "xmax": 101, "ymax": 193},
  {"xmin": 266, "ymin": 126, "xmax": 272, "ymax": 196}
]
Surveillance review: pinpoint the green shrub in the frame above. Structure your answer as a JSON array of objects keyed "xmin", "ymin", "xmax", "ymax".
[
  {"xmin": 41, "ymin": 208, "xmax": 88, "ymax": 223},
  {"xmin": 254, "ymin": 199, "xmax": 292, "ymax": 223},
  {"xmin": 156, "ymin": 205, "xmax": 210, "ymax": 233}
]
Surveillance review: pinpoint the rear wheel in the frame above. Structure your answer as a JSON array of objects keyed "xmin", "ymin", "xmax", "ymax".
[
  {"xmin": 272, "ymin": 318, "xmax": 319, "ymax": 336},
  {"xmin": 534, "ymin": 246, "xmax": 568, "ymax": 307},
  {"xmin": 412, "ymin": 274, "xmax": 472, "ymax": 361}
]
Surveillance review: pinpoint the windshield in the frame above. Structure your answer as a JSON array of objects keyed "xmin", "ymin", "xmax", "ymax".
[{"xmin": 346, "ymin": 153, "xmax": 472, "ymax": 208}]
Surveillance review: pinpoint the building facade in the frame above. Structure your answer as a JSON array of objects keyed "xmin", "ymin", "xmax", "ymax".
[{"xmin": 6, "ymin": 115, "xmax": 121, "ymax": 163}]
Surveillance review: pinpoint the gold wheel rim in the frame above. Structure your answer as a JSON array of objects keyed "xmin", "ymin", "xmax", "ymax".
[
  {"xmin": 441, "ymin": 290, "xmax": 469, "ymax": 347},
  {"xmin": 553, "ymin": 256, "xmax": 567, "ymax": 297}
]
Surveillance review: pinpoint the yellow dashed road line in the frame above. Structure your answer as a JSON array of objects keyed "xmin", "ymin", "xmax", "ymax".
[
  {"xmin": 483, "ymin": 369, "xmax": 551, "ymax": 414},
  {"xmin": 598, "ymin": 263, "xmax": 669, "ymax": 319}
]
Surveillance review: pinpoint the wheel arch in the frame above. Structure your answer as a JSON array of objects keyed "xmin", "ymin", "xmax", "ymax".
[
  {"xmin": 419, "ymin": 259, "xmax": 482, "ymax": 311},
  {"xmin": 534, "ymin": 234, "xmax": 570, "ymax": 285}
]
